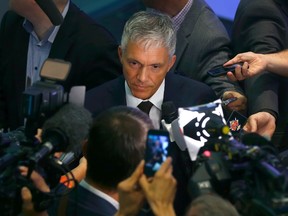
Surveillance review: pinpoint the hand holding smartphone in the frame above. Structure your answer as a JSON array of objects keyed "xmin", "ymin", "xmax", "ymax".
[
  {"xmin": 207, "ymin": 63, "xmax": 242, "ymax": 77},
  {"xmin": 144, "ymin": 130, "xmax": 170, "ymax": 177}
]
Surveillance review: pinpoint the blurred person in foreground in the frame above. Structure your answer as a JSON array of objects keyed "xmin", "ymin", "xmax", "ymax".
[{"xmin": 21, "ymin": 106, "xmax": 177, "ymax": 216}]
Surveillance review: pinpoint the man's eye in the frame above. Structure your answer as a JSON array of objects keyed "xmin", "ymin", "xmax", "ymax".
[
  {"xmin": 129, "ymin": 61, "xmax": 139, "ymax": 67},
  {"xmin": 151, "ymin": 65, "xmax": 160, "ymax": 70}
]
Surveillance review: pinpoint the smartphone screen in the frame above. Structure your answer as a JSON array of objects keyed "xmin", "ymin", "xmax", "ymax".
[
  {"xmin": 144, "ymin": 130, "xmax": 170, "ymax": 177},
  {"xmin": 207, "ymin": 64, "xmax": 241, "ymax": 77}
]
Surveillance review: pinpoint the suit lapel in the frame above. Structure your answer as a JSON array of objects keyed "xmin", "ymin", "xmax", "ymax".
[
  {"xmin": 49, "ymin": 3, "xmax": 77, "ymax": 59},
  {"xmin": 109, "ymin": 76, "xmax": 127, "ymax": 106},
  {"xmin": 172, "ymin": 0, "xmax": 203, "ymax": 73},
  {"xmin": 13, "ymin": 20, "xmax": 30, "ymax": 91}
]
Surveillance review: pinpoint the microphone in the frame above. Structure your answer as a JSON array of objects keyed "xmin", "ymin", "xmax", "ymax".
[
  {"xmin": 35, "ymin": 0, "xmax": 63, "ymax": 26},
  {"xmin": 30, "ymin": 104, "xmax": 92, "ymax": 163},
  {"xmin": 161, "ymin": 101, "xmax": 187, "ymax": 151}
]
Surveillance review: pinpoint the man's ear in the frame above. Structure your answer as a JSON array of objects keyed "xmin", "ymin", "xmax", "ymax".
[
  {"xmin": 118, "ymin": 46, "xmax": 123, "ymax": 64},
  {"xmin": 168, "ymin": 55, "xmax": 176, "ymax": 71}
]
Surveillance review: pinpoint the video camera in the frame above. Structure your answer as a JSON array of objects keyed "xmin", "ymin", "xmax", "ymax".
[
  {"xmin": 173, "ymin": 100, "xmax": 288, "ymax": 215},
  {"xmin": 0, "ymin": 59, "xmax": 82, "ymax": 216}
]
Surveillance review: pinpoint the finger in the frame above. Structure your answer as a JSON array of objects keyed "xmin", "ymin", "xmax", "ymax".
[
  {"xmin": 223, "ymin": 55, "xmax": 241, "ymax": 66},
  {"xmin": 241, "ymin": 61, "xmax": 250, "ymax": 77},
  {"xmin": 155, "ymin": 157, "xmax": 172, "ymax": 176},
  {"xmin": 227, "ymin": 71, "xmax": 237, "ymax": 81},
  {"xmin": 21, "ymin": 187, "xmax": 34, "ymax": 211},
  {"xmin": 243, "ymin": 118, "xmax": 257, "ymax": 132},
  {"xmin": 118, "ymin": 160, "xmax": 144, "ymax": 189},
  {"xmin": 139, "ymin": 174, "xmax": 149, "ymax": 193},
  {"xmin": 18, "ymin": 166, "xmax": 29, "ymax": 176},
  {"xmin": 234, "ymin": 65, "xmax": 245, "ymax": 81},
  {"xmin": 128, "ymin": 160, "xmax": 144, "ymax": 183}
]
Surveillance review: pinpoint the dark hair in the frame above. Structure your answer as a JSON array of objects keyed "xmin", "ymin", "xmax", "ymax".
[{"xmin": 86, "ymin": 106, "xmax": 154, "ymax": 189}]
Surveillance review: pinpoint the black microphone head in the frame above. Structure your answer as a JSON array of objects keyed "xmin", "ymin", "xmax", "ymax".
[
  {"xmin": 42, "ymin": 104, "xmax": 92, "ymax": 157},
  {"xmin": 161, "ymin": 101, "xmax": 178, "ymax": 124},
  {"xmin": 35, "ymin": 0, "xmax": 63, "ymax": 26}
]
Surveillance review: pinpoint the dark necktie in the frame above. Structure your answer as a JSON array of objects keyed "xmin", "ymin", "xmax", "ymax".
[{"xmin": 137, "ymin": 101, "xmax": 153, "ymax": 115}]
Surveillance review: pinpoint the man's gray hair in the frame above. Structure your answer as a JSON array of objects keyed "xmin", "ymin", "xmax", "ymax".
[{"xmin": 120, "ymin": 11, "xmax": 176, "ymax": 58}]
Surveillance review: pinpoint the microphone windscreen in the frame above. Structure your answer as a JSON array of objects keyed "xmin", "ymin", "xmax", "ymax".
[
  {"xmin": 162, "ymin": 101, "xmax": 178, "ymax": 124},
  {"xmin": 35, "ymin": 0, "xmax": 63, "ymax": 26},
  {"xmin": 42, "ymin": 104, "xmax": 92, "ymax": 157}
]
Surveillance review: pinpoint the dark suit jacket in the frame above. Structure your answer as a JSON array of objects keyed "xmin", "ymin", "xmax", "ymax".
[
  {"xmin": 0, "ymin": 3, "xmax": 122, "ymax": 130},
  {"xmin": 49, "ymin": 184, "xmax": 118, "ymax": 216},
  {"xmin": 85, "ymin": 72, "xmax": 217, "ymax": 216},
  {"xmin": 232, "ymin": 0, "xmax": 288, "ymax": 148},
  {"xmin": 170, "ymin": 0, "xmax": 244, "ymax": 97}
]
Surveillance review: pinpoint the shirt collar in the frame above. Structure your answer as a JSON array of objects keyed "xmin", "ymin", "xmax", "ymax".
[
  {"xmin": 125, "ymin": 79, "xmax": 165, "ymax": 111},
  {"xmin": 171, "ymin": 0, "xmax": 193, "ymax": 31},
  {"xmin": 80, "ymin": 180, "xmax": 119, "ymax": 210},
  {"xmin": 146, "ymin": 0, "xmax": 194, "ymax": 32},
  {"xmin": 22, "ymin": 0, "xmax": 70, "ymax": 44}
]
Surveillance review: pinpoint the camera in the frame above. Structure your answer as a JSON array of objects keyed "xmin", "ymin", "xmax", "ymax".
[
  {"xmin": 0, "ymin": 59, "xmax": 77, "ymax": 216},
  {"xmin": 177, "ymin": 101, "xmax": 288, "ymax": 215}
]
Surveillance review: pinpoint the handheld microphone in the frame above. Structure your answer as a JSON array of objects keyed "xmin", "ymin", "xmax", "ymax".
[
  {"xmin": 161, "ymin": 101, "xmax": 187, "ymax": 151},
  {"xmin": 30, "ymin": 104, "xmax": 92, "ymax": 163},
  {"xmin": 35, "ymin": 0, "xmax": 63, "ymax": 26}
]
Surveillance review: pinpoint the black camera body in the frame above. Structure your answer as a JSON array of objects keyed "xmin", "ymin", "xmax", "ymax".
[
  {"xmin": 0, "ymin": 59, "xmax": 74, "ymax": 216},
  {"xmin": 189, "ymin": 137, "xmax": 288, "ymax": 216}
]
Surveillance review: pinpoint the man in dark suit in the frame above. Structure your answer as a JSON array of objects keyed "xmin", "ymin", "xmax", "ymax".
[
  {"xmin": 141, "ymin": 0, "xmax": 246, "ymax": 112},
  {"xmin": 231, "ymin": 0, "xmax": 288, "ymax": 149},
  {"xmin": 0, "ymin": 0, "xmax": 122, "ymax": 131},
  {"xmin": 85, "ymin": 11, "xmax": 217, "ymax": 215}
]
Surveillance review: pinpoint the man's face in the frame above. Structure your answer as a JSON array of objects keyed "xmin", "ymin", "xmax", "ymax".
[{"xmin": 119, "ymin": 41, "xmax": 176, "ymax": 100}]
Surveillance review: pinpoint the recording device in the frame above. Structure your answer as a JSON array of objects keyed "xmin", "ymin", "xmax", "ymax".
[
  {"xmin": 179, "ymin": 101, "xmax": 288, "ymax": 215},
  {"xmin": 35, "ymin": 0, "xmax": 64, "ymax": 26},
  {"xmin": 0, "ymin": 103, "xmax": 92, "ymax": 216},
  {"xmin": 0, "ymin": 59, "xmax": 92, "ymax": 215},
  {"xmin": 22, "ymin": 58, "xmax": 71, "ymax": 140},
  {"xmin": 161, "ymin": 101, "xmax": 187, "ymax": 151},
  {"xmin": 144, "ymin": 129, "xmax": 170, "ymax": 177},
  {"xmin": 30, "ymin": 103, "xmax": 92, "ymax": 163},
  {"xmin": 176, "ymin": 99, "xmax": 230, "ymax": 161},
  {"xmin": 207, "ymin": 63, "xmax": 242, "ymax": 77}
]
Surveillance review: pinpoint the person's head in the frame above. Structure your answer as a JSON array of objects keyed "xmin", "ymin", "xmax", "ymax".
[
  {"xmin": 119, "ymin": 11, "xmax": 177, "ymax": 100},
  {"xmin": 84, "ymin": 106, "xmax": 154, "ymax": 190},
  {"xmin": 186, "ymin": 194, "xmax": 239, "ymax": 216}
]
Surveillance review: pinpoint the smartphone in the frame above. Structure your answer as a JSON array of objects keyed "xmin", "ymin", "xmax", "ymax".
[
  {"xmin": 207, "ymin": 64, "xmax": 242, "ymax": 77},
  {"xmin": 144, "ymin": 129, "xmax": 170, "ymax": 177}
]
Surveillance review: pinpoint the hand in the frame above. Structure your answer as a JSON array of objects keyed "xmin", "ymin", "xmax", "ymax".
[
  {"xmin": 19, "ymin": 166, "xmax": 50, "ymax": 193},
  {"xmin": 116, "ymin": 160, "xmax": 146, "ymax": 216},
  {"xmin": 243, "ymin": 112, "xmax": 276, "ymax": 138},
  {"xmin": 224, "ymin": 52, "xmax": 267, "ymax": 81},
  {"xmin": 139, "ymin": 157, "xmax": 176, "ymax": 216},
  {"xmin": 222, "ymin": 91, "xmax": 247, "ymax": 112},
  {"xmin": 21, "ymin": 187, "xmax": 49, "ymax": 216}
]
